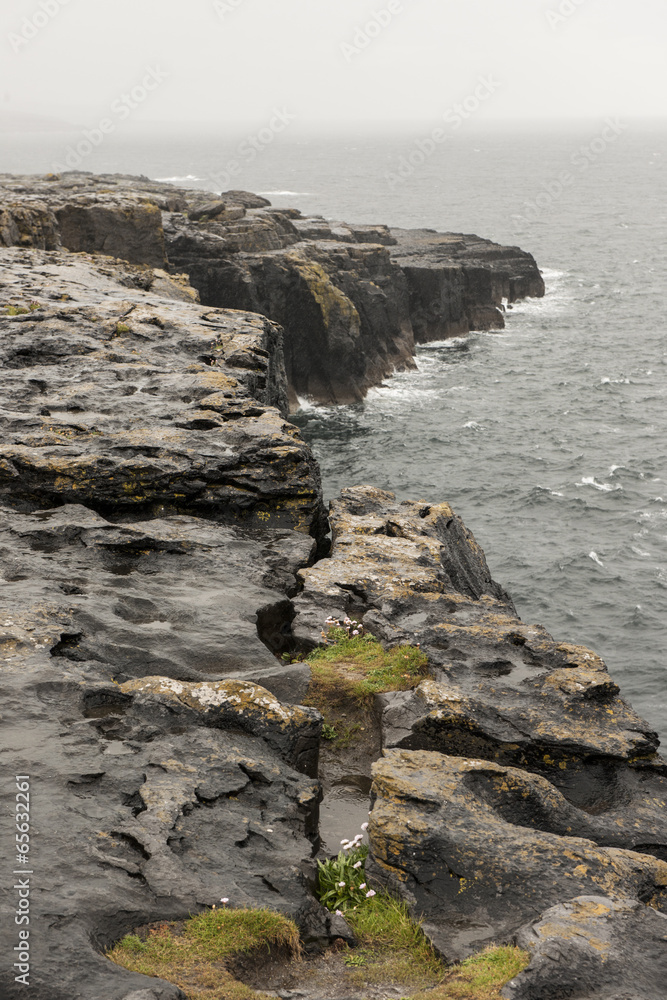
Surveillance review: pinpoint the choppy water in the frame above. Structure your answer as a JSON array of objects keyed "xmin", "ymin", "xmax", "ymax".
[{"xmin": 3, "ymin": 122, "xmax": 666, "ymax": 739}]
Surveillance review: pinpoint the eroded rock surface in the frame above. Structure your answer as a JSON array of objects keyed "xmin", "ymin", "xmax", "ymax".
[
  {"xmin": 0, "ymin": 247, "xmax": 324, "ymax": 534},
  {"xmin": 2, "ymin": 174, "xmax": 661, "ymax": 998},
  {"xmin": 0, "ymin": 172, "xmax": 545, "ymax": 406},
  {"xmin": 293, "ymin": 485, "xmax": 667, "ymax": 979},
  {"xmin": 1, "ymin": 648, "xmax": 323, "ymax": 999},
  {"xmin": 389, "ymin": 227, "xmax": 546, "ymax": 343},
  {"xmin": 0, "ymin": 245, "xmax": 335, "ymax": 999},
  {"xmin": 368, "ymin": 751, "xmax": 667, "ymax": 960},
  {"xmin": 504, "ymin": 896, "xmax": 667, "ymax": 1000}
]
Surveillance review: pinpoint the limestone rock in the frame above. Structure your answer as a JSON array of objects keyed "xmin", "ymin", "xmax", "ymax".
[
  {"xmin": 120, "ymin": 677, "xmax": 321, "ymax": 776},
  {"xmin": 292, "ymin": 484, "xmax": 515, "ymax": 650},
  {"xmin": 0, "ymin": 172, "xmax": 545, "ymax": 406},
  {"xmin": 368, "ymin": 750, "xmax": 667, "ymax": 961},
  {"xmin": 221, "ymin": 190, "xmax": 272, "ymax": 209},
  {"xmin": 0, "ymin": 247, "xmax": 325, "ymax": 535},
  {"xmin": 294, "ymin": 487, "xmax": 667, "ymax": 856},
  {"xmin": 504, "ymin": 896, "xmax": 667, "ymax": 1000},
  {"xmin": 389, "ymin": 228, "xmax": 546, "ymax": 343},
  {"xmin": 0, "ymin": 502, "xmax": 315, "ymax": 687},
  {"xmin": 0, "ymin": 641, "xmax": 322, "ymax": 999}
]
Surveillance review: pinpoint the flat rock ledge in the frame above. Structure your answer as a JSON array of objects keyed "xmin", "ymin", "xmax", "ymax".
[{"xmin": 0, "ymin": 246, "xmax": 325, "ymax": 535}]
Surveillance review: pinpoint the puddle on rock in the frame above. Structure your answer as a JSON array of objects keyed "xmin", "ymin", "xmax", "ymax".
[
  {"xmin": 319, "ymin": 780, "xmax": 372, "ymax": 855},
  {"xmin": 316, "ymin": 705, "xmax": 381, "ymax": 856}
]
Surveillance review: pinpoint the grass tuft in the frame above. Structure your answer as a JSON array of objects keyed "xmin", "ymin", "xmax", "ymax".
[
  {"xmin": 343, "ymin": 893, "xmax": 444, "ymax": 987},
  {"xmin": 107, "ymin": 907, "xmax": 301, "ymax": 1000},
  {"xmin": 411, "ymin": 944, "xmax": 530, "ymax": 999},
  {"xmin": 306, "ymin": 634, "xmax": 428, "ymax": 710}
]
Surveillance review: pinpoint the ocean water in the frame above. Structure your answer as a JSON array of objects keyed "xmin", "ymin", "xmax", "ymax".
[{"xmin": 2, "ymin": 122, "xmax": 666, "ymax": 740}]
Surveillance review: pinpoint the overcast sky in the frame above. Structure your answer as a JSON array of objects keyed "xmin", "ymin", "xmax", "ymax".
[{"xmin": 1, "ymin": 0, "xmax": 665, "ymax": 130}]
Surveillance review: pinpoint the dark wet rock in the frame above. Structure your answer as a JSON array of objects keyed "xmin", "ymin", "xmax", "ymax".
[
  {"xmin": 503, "ymin": 895, "xmax": 667, "ymax": 1000},
  {"xmin": 367, "ymin": 750, "xmax": 667, "ymax": 962},
  {"xmin": 378, "ymin": 669, "xmax": 667, "ymax": 852},
  {"xmin": 292, "ymin": 485, "xmax": 514, "ymax": 651},
  {"xmin": 0, "ymin": 172, "xmax": 544, "ymax": 406},
  {"xmin": 119, "ymin": 677, "xmax": 321, "ymax": 777},
  {"xmin": 0, "ymin": 632, "xmax": 323, "ymax": 999},
  {"xmin": 0, "ymin": 247, "xmax": 325, "ymax": 535},
  {"xmin": 0, "ymin": 502, "xmax": 314, "ymax": 687},
  {"xmin": 167, "ymin": 220, "xmax": 417, "ymax": 407},
  {"xmin": 0, "ymin": 241, "xmax": 332, "ymax": 997},
  {"xmin": 389, "ymin": 228, "xmax": 546, "ymax": 343},
  {"xmin": 294, "ymin": 486, "xmax": 667, "ymax": 857},
  {"xmin": 3, "ymin": 173, "xmax": 661, "ymax": 998}
]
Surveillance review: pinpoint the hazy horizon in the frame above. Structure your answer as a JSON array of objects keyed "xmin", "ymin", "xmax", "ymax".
[{"xmin": 0, "ymin": 0, "xmax": 665, "ymax": 138}]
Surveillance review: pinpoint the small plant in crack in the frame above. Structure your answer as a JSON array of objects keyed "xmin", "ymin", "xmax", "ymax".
[
  {"xmin": 317, "ymin": 825, "xmax": 373, "ymax": 913},
  {"xmin": 306, "ymin": 624, "xmax": 429, "ymax": 710},
  {"xmin": 321, "ymin": 615, "xmax": 368, "ymax": 644}
]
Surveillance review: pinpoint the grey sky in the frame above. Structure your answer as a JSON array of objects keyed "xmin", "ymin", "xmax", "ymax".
[{"xmin": 1, "ymin": 0, "xmax": 665, "ymax": 129}]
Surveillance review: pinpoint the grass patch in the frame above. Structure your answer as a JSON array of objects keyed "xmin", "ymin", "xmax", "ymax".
[
  {"xmin": 306, "ymin": 634, "xmax": 429, "ymax": 713},
  {"xmin": 343, "ymin": 897, "xmax": 528, "ymax": 996},
  {"xmin": 3, "ymin": 302, "xmax": 41, "ymax": 316},
  {"xmin": 107, "ymin": 907, "xmax": 301, "ymax": 1000},
  {"xmin": 317, "ymin": 858, "xmax": 527, "ymax": 997},
  {"xmin": 411, "ymin": 945, "xmax": 530, "ymax": 1000},
  {"xmin": 344, "ymin": 893, "xmax": 444, "ymax": 987}
]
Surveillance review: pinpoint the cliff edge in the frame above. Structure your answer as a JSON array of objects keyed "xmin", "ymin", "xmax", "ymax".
[{"xmin": 0, "ymin": 172, "xmax": 545, "ymax": 406}]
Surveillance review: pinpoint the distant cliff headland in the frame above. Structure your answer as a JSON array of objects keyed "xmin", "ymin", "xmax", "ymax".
[
  {"xmin": 1, "ymin": 173, "xmax": 665, "ymax": 1000},
  {"xmin": 0, "ymin": 172, "xmax": 545, "ymax": 408}
]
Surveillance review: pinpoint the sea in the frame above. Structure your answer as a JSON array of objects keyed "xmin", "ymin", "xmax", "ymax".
[{"xmin": 2, "ymin": 121, "xmax": 666, "ymax": 742}]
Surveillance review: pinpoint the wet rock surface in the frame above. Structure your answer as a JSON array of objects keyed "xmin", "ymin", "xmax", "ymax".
[
  {"xmin": 295, "ymin": 485, "xmax": 667, "ymax": 984},
  {"xmin": 504, "ymin": 895, "xmax": 667, "ymax": 1000},
  {"xmin": 0, "ymin": 172, "xmax": 545, "ymax": 406},
  {"xmin": 368, "ymin": 750, "xmax": 667, "ymax": 961},
  {"xmin": 0, "ymin": 492, "xmax": 333, "ymax": 998},
  {"xmin": 1, "ymin": 648, "xmax": 324, "ymax": 999},
  {"xmin": 0, "ymin": 246, "xmax": 324, "ymax": 534},
  {"xmin": 389, "ymin": 227, "xmax": 546, "ymax": 343},
  {"xmin": 0, "ymin": 242, "xmax": 331, "ymax": 998}
]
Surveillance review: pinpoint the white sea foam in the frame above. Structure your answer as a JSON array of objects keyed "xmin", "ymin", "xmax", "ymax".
[
  {"xmin": 154, "ymin": 174, "xmax": 201, "ymax": 183},
  {"xmin": 419, "ymin": 336, "xmax": 470, "ymax": 350},
  {"xmin": 589, "ymin": 551, "xmax": 604, "ymax": 567},
  {"xmin": 463, "ymin": 420, "xmax": 483, "ymax": 431},
  {"xmin": 295, "ymin": 395, "xmax": 324, "ymax": 413},
  {"xmin": 576, "ymin": 477, "xmax": 622, "ymax": 492},
  {"xmin": 536, "ymin": 485, "xmax": 564, "ymax": 497}
]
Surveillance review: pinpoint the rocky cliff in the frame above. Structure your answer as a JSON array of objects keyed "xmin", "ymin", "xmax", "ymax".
[
  {"xmin": 0, "ymin": 172, "xmax": 545, "ymax": 406},
  {"xmin": 0, "ymin": 174, "xmax": 663, "ymax": 1000}
]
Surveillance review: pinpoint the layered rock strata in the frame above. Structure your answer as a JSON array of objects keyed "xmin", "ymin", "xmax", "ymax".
[
  {"xmin": 293, "ymin": 486, "xmax": 667, "ymax": 984},
  {"xmin": 0, "ymin": 172, "xmax": 545, "ymax": 405},
  {"xmin": 0, "ymin": 247, "xmax": 324, "ymax": 535},
  {"xmin": 0, "ymin": 247, "xmax": 332, "ymax": 1000}
]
